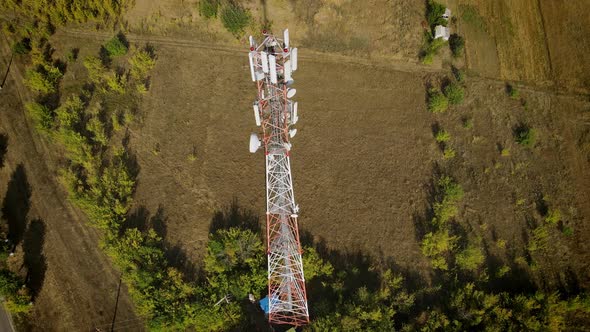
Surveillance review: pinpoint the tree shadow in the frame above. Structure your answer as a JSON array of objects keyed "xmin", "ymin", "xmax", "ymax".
[
  {"xmin": 22, "ymin": 218, "xmax": 46, "ymax": 299},
  {"xmin": 1, "ymin": 164, "xmax": 31, "ymax": 252},
  {"xmin": 0, "ymin": 133, "xmax": 7, "ymax": 168},
  {"xmin": 209, "ymin": 198, "xmax": 261, "ymax": 234}
]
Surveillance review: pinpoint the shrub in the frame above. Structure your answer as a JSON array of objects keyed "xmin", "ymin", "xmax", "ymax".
[
  {"xmin": 449, "ymin": 34, "xmax": 465, "ymax": 58},
  {"xmin": 24, "ymin": 69, "xmax": 55, "ymax": 94},
  {"xmin": 496, "ymin": 265, "xmax": 511, "ymax": 278},
  {"xmin": 129, "ymin": 50, "xmax": 156, "ymax": 80},
  {"xmin": 199, "ymin": 0, "xmax": 219, "ymax": 18},
  {"xmin": 66, "ymin": 48, "xmax": 79, "ymax": 62},
  {"xmin": 421, "ymin": 230, "xmax": 458, "ymax": 270},
  {"xmin": 12, "ymin": 38, "xmax": 31, "ymax": 54},
  {"xmin": 452, "ymin": 66, "xmax": 465, "ymax": 82},
  {"xmin": 545, "ymin": 209, "xmax": 561, "ymax": 225},
  {"xmin": 462, "ymin": 117, "xmax": 473, "ymax": 129},
  {"xmin": 507, "ymin": 84, "xmax": 519, "ymax": 99},
  {"xmin": 220, "ymin": 3, "xmax": 251, "ymax": 36},
  {"xmin": 562, "ymin": 226, "xmax": 574, "ymax": 237},
  {"xmin": 55, "ymin": 95, "xmax": 85, "ymax": 129},
  {"xmin": 428, "ymin": 88, "xmax": 449, "ymax": 113},
  {"xmin": 105, "ymin": 72, "xmax": 126, "ymax": 94},
  {"xmin": 426, "ymin": 0, "xmax": 447, "ymax": 28},
  {"xmin": 83, "ymin": 56, "xmax": 107, "ymax": 84},
  {"xmin": 0, "ymin": 270, "xmax": 32, "ymax": 315},
  {"xmin": 25, "ymin": 102, "xmax": 53, "ymax": 131},
  {"xmin": 435, "ymin": 129, "xmax": 451, "ymax": 143},
  {"xmin": 456, "ymin": 245, "xmax": 484, "ymax": 271},
  {"xmin": 438, "ymin": 175, "xmax": 464, "ymax": 202},
  {"xmin": 528, "ymin": 225, "xmax": 549, "ymax": 252},
  {"xmin": 422, "ymin": 35, "xmax": 447, "ymax": 64},
  {"xmin": 103, "ymin": 35, "xmax": 128, "ymax": 57},
  {"xmin": 514, "ymin": 125, "xmax": 536, "ymax": 147},
  {"xmin": 443, "ymin": 146, "xmax": 456, "ymax": 159},
  {"xmin": 444, "ymin": 82, "xmax": 465, "ymax": 105}
]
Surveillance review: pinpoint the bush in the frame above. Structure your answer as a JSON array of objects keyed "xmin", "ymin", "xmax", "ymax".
[
  {"xmin": 421, "ymin": 230, "xmax": 458, "ymax": 270},
  {"xmin": 507, "ymin": 84, "xmax": 519, "ymax": 99},
  {"xmin": 456, "ymin": 245, "xmax": 484, "ymax": 271},
  {"xmin": 514, "ymin": 125, "xmax": 536, "ymax": 147},
  {"xmin": 25, "ymin": 102, "xmax": 53, "ymax": 131},
  {"xmin": 220, "ymin": 3, "xmax": 251, "ymax": 36},
  {"xmin": 426, "ymin": 0, "xmax": 447, "ymax": 28},
  {"xmin": 443, "ymin": 146, "xmax": 456, "ymax": 159},
  {"xmin": 545, "ymin": 209, "xmax": 561, "ymax": 225},
  {"xmin": 24, "ymin": 69, "xmax": 56, "ymax": 94},
  {"xmin": 449, "ymin": 34, "xmax": 465, "ymax": 58},
  {"xmin": 83, "ymin": 56, "xmax": 107, "ymax": 84},
  {"xmin": 435, "ymin": 129, "xmax": 451, "ymax": 143},
  {"xmin": 428, "ymin": 88, "xmax": 449, "ymax": 113},
  {"xmin": 198, "ymin": 0, "xmax": 219, "ymax": 18},
  {"xmin": 129, "ymin": 50, "xmax": 156, "ymax": 80},
  {"xmin": 103, "ymin": 35, "xmax": 128, "ymax": 57},
  {"xmin": 452, "ymin": 66, "xmax": 465, "ymax": 82},
  {"xmin": 444, "ymin": 82, "xmax": 465, "ymax": 105},
  {"xmin": 12, "ymin": 38, "xmax": 31, "ymax": 54},
  {"xmin": 422, "ymin": 35, "xmax": 447, "ymax": 64}
]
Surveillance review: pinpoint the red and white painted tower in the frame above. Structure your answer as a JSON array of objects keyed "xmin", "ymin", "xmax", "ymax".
[{"xmin": 247, "ymin": 29, "xmax": 309, "ymax": 326}]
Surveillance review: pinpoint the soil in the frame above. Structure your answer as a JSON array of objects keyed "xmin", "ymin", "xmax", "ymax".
[{"xmin": 1, "ymin": 0, "xmax": 590, "ymax": 329}]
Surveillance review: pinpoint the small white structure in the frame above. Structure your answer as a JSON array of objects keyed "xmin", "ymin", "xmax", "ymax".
[
  {"xmin": 434, "ymin": 25, "xmax": 450, "ymax": 41},
  {"xmin": 442, "ymin": 8, "xmax": 451, "ymax": 20}
]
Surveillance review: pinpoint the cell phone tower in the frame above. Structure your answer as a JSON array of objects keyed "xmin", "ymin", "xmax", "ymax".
[{"xmin": 247, "ymin": 29, "xmax": 309, "ymax": 326}]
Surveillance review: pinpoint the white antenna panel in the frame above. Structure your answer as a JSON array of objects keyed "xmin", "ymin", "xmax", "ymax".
[
  {"xmin": 249, "ymin": 133, "xmax": 261, "ymax": 153},
  {"xmin": 269, "ymin": 55, "xmax": 277, "ymax": 84},
  {"xmin": 289, "ymin": 129, "xmax": 297, "ymax": 138},
  {"xmin": 293, "ymin": 101, "xmax": 298, "ymax": 119},
  {"xmin": 255, "ymin": 71, "xmax": 265, "ymax": 81},
  {"xmin": 283, "ymin": 29, "xmax": 290, "ymax": 48},
  {"xmin": 291, "ymin": 48, "xmax": 298, "ymax": 71},
  {"xmin": 287, "ymin": 88, "xmax": 296, "ymax": 98},
  {"xmin": 284, "ymin": 60, "xmax": 292, "ymax": 82},
  {"xmin": 261, "ymin": 52, "xmax": 269, "ymax": 73},
  {"xmin": 249, "ymin": 35, "xmax": 255, "ymax": 48},
  {"xmin": 248, "ymin": 52, "xmax": 256, "ymax": 82},
  {"xmin": 253, "ymin": 103, "xmax": 261, "ymax": 126}
]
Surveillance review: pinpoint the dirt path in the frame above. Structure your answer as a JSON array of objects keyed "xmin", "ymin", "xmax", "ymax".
[{"xmin": 0, "ymin": 35, "xmax": 141, "ymax": 331}]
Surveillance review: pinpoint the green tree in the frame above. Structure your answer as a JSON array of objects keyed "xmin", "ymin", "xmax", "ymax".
[
  {"xmin": 449, "ymin": 34, "xmax": 465, "ymax": 58},
  {"xmin": 103, "ymin": 35, "xmax": 128, "ymax": 57},
  {"xmin": 198, "ymin": 0, "xmax": 219, "ymax": 18},
  {"xmin": 220, "ymin": 3, "xmax": 251, "ymax": 36},
  {"xmin": 129, "ymin": 50, "xmax": 156, "ymax": 80},
  {"xmin": 25, "ymin": 102, "xmax": 53, "ymax": 132},
  {"xmin": 204, "ymin": 228, "xmax": 266, "ymax": 300},
  {"xmin": 456, "ymin": 244, "xmax": 484, "ymax": 271}
]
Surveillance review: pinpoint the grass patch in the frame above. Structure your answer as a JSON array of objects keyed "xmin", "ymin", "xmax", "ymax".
[{"xmin": 460, "ymin": 5, "xmax": 487, "ymax": 31}]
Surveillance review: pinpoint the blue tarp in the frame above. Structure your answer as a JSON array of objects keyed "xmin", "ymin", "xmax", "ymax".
[{"xmin": 259, "ymin": 296, "xmax": 270, "ymax": 314}]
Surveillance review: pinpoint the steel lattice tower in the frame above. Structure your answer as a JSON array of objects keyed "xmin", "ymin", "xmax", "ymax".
[{"xmin": 247, "ymin": 30, "xmax": 309, "ymax": 326}]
